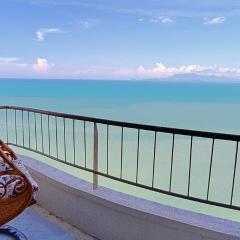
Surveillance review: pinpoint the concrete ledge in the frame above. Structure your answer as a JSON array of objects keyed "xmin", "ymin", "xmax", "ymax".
[{"xmin": 21, "ymin": 155, "xmax": 240, "ymax": 240}]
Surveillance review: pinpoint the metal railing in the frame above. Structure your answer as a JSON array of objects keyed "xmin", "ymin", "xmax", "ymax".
[{"xmin": 0, "ymin": 105, "xmax": 240, "ymax": 210}]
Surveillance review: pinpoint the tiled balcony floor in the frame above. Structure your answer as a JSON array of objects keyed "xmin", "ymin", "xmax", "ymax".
[{"xmin": 1, "ymin": 205, "xmax": 95, "ymax": 240}]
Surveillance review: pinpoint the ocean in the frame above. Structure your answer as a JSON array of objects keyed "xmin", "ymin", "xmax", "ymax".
[
  {"xmin": 1, "ymin": 79, "xmax": 240, "ymax": 221},
  {"xmin": 1, "ymin": 79, "xmax": 240, "ymax": 132}
]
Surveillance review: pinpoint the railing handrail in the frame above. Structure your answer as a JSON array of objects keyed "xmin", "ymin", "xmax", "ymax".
[
  {"xmin": 1, "ymin": 105, "xmax": 240, "ymax": 141},
  {"xmin": 1, "ymin": 105, "xmax": 240, "ymax": 211}
]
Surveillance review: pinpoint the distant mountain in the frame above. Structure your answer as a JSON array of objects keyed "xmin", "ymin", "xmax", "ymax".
[{"xmin": 146, "ymin": 74, "xmax": 240, "ymax": 82}]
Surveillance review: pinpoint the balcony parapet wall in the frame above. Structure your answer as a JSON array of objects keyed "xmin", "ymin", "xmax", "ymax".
[{"xmin": 22, "ymin": 155, "xmax": 240, "ymax": 240}]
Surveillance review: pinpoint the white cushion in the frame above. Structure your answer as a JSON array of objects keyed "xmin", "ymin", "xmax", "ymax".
[{"xmin": 0, "ymin": 157, "xmax": 39, "ymax": 199}]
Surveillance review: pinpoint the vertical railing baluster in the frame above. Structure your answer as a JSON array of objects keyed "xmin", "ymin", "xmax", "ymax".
[
  {"xmin": 93, "ymin": 122, "xmax": 98, "ymax": 189},
  {"xmin": 5, "ymin": 108, "xmax": 8, "ymax": 143},
  {"xmin": 48, "ymin": 115, "xmax": 51, "ymax": 155},
  {"xmin": 169, "ymin": 134, "xmax": 175, "ymax": 192},
  {"xmin": 22, "ymin": 110, "xmax": 25, "ymax": 146},
  {"xmin": 55, "ymin": 116, "xmax": 58, "ymax": 159},
  {"xmin": 84, "ymin": 121, "xmax": 87, "ymax": 168},
  {"xmin": 28, "ymin": 111, "xmax": 30, "ymax": 148},
  {"xmin": 120, "ymin": 127, "xmax": 124, "ymax": 179},
  {"xmin": 151, "ymin": 131, "xmax": 157, "ymax": 188},
  {"xmin": 230, "ymin": 141, "xmax": 239, "ymax": 205},
  {"xmin": 73, "ymin": 119, "xmax": 76, "ymax": 165},
  {"xmin": 136, "ymin": 129, "xmax": 140, "ymax": 183},
  {"xmin": 40, "ymin": 114, "xmax": 44, "ymax": 153},
  {"xmin": 63, "ymin": 118, "xmax": 66, "ymax": 162},
  {"xmin": 106, "ymin": 125, "xmax": 109, "ymax": 175},
  {"xmin": 15, "ymin": 109, "xmax": 18, "ymax": 144},
  {"xmin": 34, "ymin": 112, "xmax": 37, "ymax": 150},
  {"xmin": 207, "ymin": 138, "xmax": 215, "ymax": 200},
  {"xmin": 187, "ymin": 136, "xmax": 193, "ymax": 196}
]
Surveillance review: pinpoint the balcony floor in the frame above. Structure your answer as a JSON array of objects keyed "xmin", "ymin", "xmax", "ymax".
[{"xmin": 1, "ymin": 205, "xmax": 95, "ymax": 240}]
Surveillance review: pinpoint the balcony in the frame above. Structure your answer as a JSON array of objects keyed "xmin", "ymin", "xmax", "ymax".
[
  {"xmin": 1, "ymin": 106, "xmax": 240, "ymax": 240},
  {"xmin": 8, "ymin": 204, "xmax": 94, "ymax": 240}
]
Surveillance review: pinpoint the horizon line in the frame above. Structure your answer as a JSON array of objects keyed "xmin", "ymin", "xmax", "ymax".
[{"xmin": 1, "ymin": 74, "xmax": 240, "ymax": 83}]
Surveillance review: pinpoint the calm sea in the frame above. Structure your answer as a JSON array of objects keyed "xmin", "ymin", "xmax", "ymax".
[
  {"xmin": 1, "ymin": 79, "xmax": 240, "ymax": 221},
  {"xmin": 1, "ymin": 79, "xmax": 240, "ymax": 132}
]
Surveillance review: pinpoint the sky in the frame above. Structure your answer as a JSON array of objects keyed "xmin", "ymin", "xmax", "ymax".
[{"xmin": 0, "ymin": 0, "xmax": 240, "ymax": 80}]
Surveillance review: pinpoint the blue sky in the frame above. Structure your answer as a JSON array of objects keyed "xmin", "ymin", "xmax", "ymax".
[{"xmin": 0, "ymin": 0, "xmax": 240, "ymax": 79}]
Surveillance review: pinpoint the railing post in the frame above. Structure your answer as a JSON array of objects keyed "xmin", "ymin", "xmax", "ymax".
[
  {"xmin": 93, "ymin": 122, "xmax": 98, "ymax": 189},
  {"xmin": 5, "ymin": 107, "xmax": 8, "ymax": 143}
]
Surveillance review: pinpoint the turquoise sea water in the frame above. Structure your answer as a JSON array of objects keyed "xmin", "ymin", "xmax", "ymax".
[
  {"xmin": 1, "ymin": 79, "xmax": 240, "ymax": 132},
  {"xmin": 0, "ymin": 80, "xmax": 240, "ymax": 133},
  {"xmin": 1, "ymin": 79, "xmax": 240, "ymax": 221}
]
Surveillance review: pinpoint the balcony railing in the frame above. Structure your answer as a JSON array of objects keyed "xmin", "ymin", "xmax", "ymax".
[{"xmin": 0, "ymin": 105, "xmax": 240, "ymax": 211}]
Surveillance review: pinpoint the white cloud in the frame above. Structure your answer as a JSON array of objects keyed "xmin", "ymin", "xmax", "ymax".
[
  {"xmin": 36, "ymin": 28, "xmax": 61, "ymax": 41},
  {"xmin": 0, "ymin": 57, "xmax": 28, "ymax": 67},
  {"xmin": 137, "ymin": 63, "xmax": 240, "ymax": 78},
  {"xmin": 0, "ymin": 57, "xmax": 52, "ymax": 72},
  {"xmin": 78, "ymin": 20, "xmax": 95, "ymax": 29},
  {"xmin": 21, "ymin": 0, "xmax": 240, "ymax": 19},
  {"xmin": 0, "ymin": 57, "xmax": 55, "ymax": 77},
  {"xmin": 0, "ymin": 57, "xmax": 19, "ymax": 63},
  {"xmin": 46, "ymin": 63, "xmax": 240, "ymax": 80},
  {"xmin": 150, "ymin": 16, "xmax": 174, "ymax": 24},
  {"xmin": 204, "ymin": 16, "xmax": 225, "ymax": 25},
  {"xmin": 137, "ymin": 18, "xmax": 144, "ymax": 22},
  {"xmin": 33, "ymin": 58, "xmax": 51, "ymax": 72},
  {"xmin": 1, "ymin": 55, "xmax": 240, "ymax": 80}
]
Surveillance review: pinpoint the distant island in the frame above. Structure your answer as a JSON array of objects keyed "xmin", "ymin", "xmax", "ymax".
[
  {"xmin": 0, "ymin": 73, "xmax": 240, "ymax": 83},
  {"xmin": 145, "ymin": 74, "xmax": 240, "ymax": 82}
]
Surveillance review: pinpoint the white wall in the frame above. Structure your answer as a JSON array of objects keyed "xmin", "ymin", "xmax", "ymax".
[{"xmin": 22, "ymin": 155, "xmax": 240, "ymax": 240}]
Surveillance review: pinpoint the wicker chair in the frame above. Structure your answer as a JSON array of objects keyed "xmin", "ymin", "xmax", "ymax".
[{"xmin": 0, "ymin": 142, "xmax": 34, "ymax": 226}]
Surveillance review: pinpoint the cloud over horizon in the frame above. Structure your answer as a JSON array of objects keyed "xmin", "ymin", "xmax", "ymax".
[
  {"xmin": 0, "ymin": 57, "xmax": 19, "ymax": 63},
  {"xmin": 0, "ymin": 57, "xmax": 28, "ymax": 68},
  {"xmin": 1, "ymin": 56, "xmax": 240, "ymax": 80},
  {"xmin": 33, "ymin": 58, "xmax": 52, "ymax": 72},
  {"xmin": 137, "ymin": 63, "xmax": 240, "ymax": 78},
  {"xmin": 0, "ymin": 57, "xmax": 53, "ymax": 76}
]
